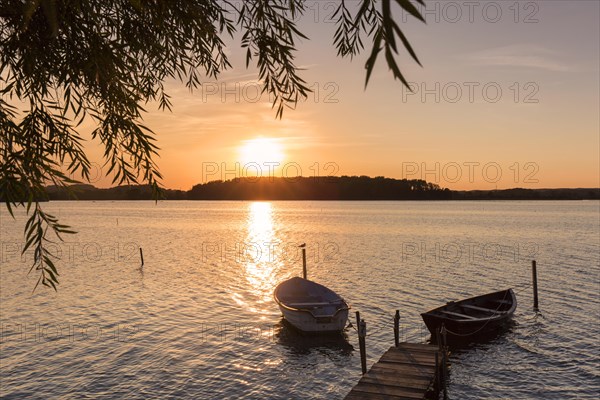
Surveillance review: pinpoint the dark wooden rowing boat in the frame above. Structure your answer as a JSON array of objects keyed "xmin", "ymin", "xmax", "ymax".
[{"xmin": 421, "ymin": 288, "xmax": 517, "ymax": 342}]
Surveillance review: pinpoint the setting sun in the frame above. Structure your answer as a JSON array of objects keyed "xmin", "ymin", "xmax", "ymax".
[{"xmin": 238, "ymin": 137, "xmax": 285, "ymax": 167}]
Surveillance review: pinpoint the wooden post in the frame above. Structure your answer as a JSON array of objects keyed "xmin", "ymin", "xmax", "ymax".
[
  {"xmin": 355, "ymin": 311, "xmax": 367, "ymax": 374},
  {"xmin": 436, "ymin": 326, "xmax": 443, "ymax": 383},
  {"xmin": 139, "ymin": 247, "xmax": 144, "ymax": 267},
  {"xmin": 393, "ymin": 310, "xmax": 400, "ymax": 347},
  {"xmin": 442, "ymin": 351, "xmax": 448, "ymax": 400},
  {"xmin": 435, "ymin": 351, "xmax": 440, "ymax": 390},
  {"xmin": 532, "ymin": 260, "xmax": 539, "ymax": 311},
  {"xmin": 441, "ymin": 324, "xmax": 447, "ymax": 349},
  {"xmin": 359, "ymin": 319, "xmax": 367, "ymax": 375},
  {"xmin": 301, "ymin": 245, "xmax": 307, "ymax": 279},
  {"xmin": 441, "ymin": 324, "xmax": 448, "ymax": 400}
]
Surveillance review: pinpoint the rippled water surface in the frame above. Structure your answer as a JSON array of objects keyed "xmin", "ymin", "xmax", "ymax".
[{"xmin": 1, "ymin": 201, "xmax": 599, "ymax": 399}]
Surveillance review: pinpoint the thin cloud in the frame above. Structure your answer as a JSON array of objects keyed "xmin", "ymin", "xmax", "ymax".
[{"xmin": 465, "ymin": 44, "xmax": 571, "ymax": 72}]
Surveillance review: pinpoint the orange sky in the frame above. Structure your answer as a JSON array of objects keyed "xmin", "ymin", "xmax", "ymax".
[{"xmin": 23, "ymin": 2, "xmax": 600, "ymax": 190}]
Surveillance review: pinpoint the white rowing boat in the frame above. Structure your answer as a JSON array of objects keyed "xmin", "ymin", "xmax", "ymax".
[{"xmin": 274, "ymin": 277, "xmax": 350, "ymax": 333}]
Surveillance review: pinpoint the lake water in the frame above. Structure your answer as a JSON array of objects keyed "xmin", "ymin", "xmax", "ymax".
[{"xmin": 1, "ymin": 201, "xmax": 599, "ymax": 399}]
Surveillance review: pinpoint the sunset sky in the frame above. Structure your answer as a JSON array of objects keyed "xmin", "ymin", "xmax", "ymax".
[{"xmin": 74, "ymin": 1, "xmax": 599, "ymax": 190}]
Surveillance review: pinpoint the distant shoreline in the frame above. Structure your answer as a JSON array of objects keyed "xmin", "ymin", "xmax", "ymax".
[
  {"xmin": 31, "ymin": 176, "xmax": 599, "ymax": 201},
  {"xmin": 39, "ymin": 198, "xmax": 600, "ymax": 202}
]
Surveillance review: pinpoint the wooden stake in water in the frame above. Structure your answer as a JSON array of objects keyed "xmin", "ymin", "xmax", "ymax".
[
  {"xmin": 435, "ymin": 326, "xmax": 442, "ymax": 350},
  {"xmin": 140, "ymin": 247, "xmax": 144, "ymax": 267},
  {"xmin": 355, "ymin": 311, "xmax": 368, "ymax": 374},
  {"xmin": 435, "ymin": 351, "xmax": 440, "ymax": 390},
  {"xmin": 532, "ymin": 260, "xmax": 539, "ymax": 311},
  {"xmin": 441, "ymin": 324, "xmax": 448, "ymax": 400},
  {"xmin": 394, "ymin": 310, "xmax": 400, "ymax": 347},
  {"xmin": 359, "ymin": 319, "xmax": 367, "ymax": 375},
  {"xmin": 300, "ymin": 243, "xmax": 307, "ymax": 279}
]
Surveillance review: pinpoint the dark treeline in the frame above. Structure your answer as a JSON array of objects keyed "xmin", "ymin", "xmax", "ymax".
[
  {"xmin": 43, "ymin": 184, "xmax": 188, "ymax": 201},
  {"xmin": 13, "ymin": 177, "xmax": 598, "ymax": 201},
  {"xmin": 454, "ymin": 187, "xmax": 600, "ymax": 200},
  {"xmin": 188, "ymin": 176, "xmax": 449, "ymax": 200},
  {"xmin": 41, "ymin": 176, "xmax": 451, "ymax": 201}
]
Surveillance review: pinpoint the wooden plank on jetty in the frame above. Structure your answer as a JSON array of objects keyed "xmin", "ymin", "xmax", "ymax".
[{"xmin": 344, "ymin": 342, "xmax": 442, "ymax": 400}]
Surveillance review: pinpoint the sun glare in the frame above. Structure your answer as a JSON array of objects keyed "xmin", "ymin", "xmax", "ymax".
[{"xmin": 239, "ymin": 137, "xmax": 285, "ymax": 167}]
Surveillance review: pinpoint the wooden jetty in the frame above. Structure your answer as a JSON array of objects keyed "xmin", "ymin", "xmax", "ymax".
[
  {"xmin": 344, "ymin": 342, "xmax": 442, "ymax": 399},
  {"xmin": 344, "ymin": 261, "xmax": 541, "ymax": 399}
]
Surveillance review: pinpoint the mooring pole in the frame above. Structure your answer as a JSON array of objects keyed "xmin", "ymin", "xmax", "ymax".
[
  {"xmin": 393, "ymin": 310, "xmax": 400, "ymax": 347},
  {"xmin": 355, "ymin": 311, "xmax": 367, "ymax": 374},
  {"xmin": 441, "ymin": 324, "xmax": 448, "ymax": 400},
  {"xmin": 441, "ymin": 324, "xmax": 447, "ymax": 349},
  {"xmin": 359, "ymin": 319, "xmax": 367, "ymax": 375},
  {"xmin": 301, "ymin": 245, "xmax": 307, "ymax": 279},
  {"xmin": 435, "ymin": 351, "xmax": 440, "ymax": 390},
  {"xmin": 435, "ymin": 326, "xmax": 442, "ymax": 350},
  {"xmin": 532, "ymin": 260, "xmax": 539, "ymax": 311},
  {"xmin": 139, "ymin": 247, "xmax": 144, "ymax": 267}
]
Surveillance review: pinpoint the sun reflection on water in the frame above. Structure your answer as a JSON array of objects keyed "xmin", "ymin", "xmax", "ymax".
[{"xmin": 234, "ymin": 202, "xmax": 282, "ymax": 319}]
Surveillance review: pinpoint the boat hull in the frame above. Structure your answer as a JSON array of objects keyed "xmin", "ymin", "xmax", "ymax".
[
  {"xmin": 422, "ymin": 312, "xmax": 513, "ymax": 339},
  {"xmin": 421, "ymin": 288, "xmax": 517, "ymax": 342},
  {"xmin": 278, "ymin": 306, "xmax": 349, "ymax": 333},
  {"xmin": 274, "ymin": 277, "xmax": 350, "ymax": 334}
]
